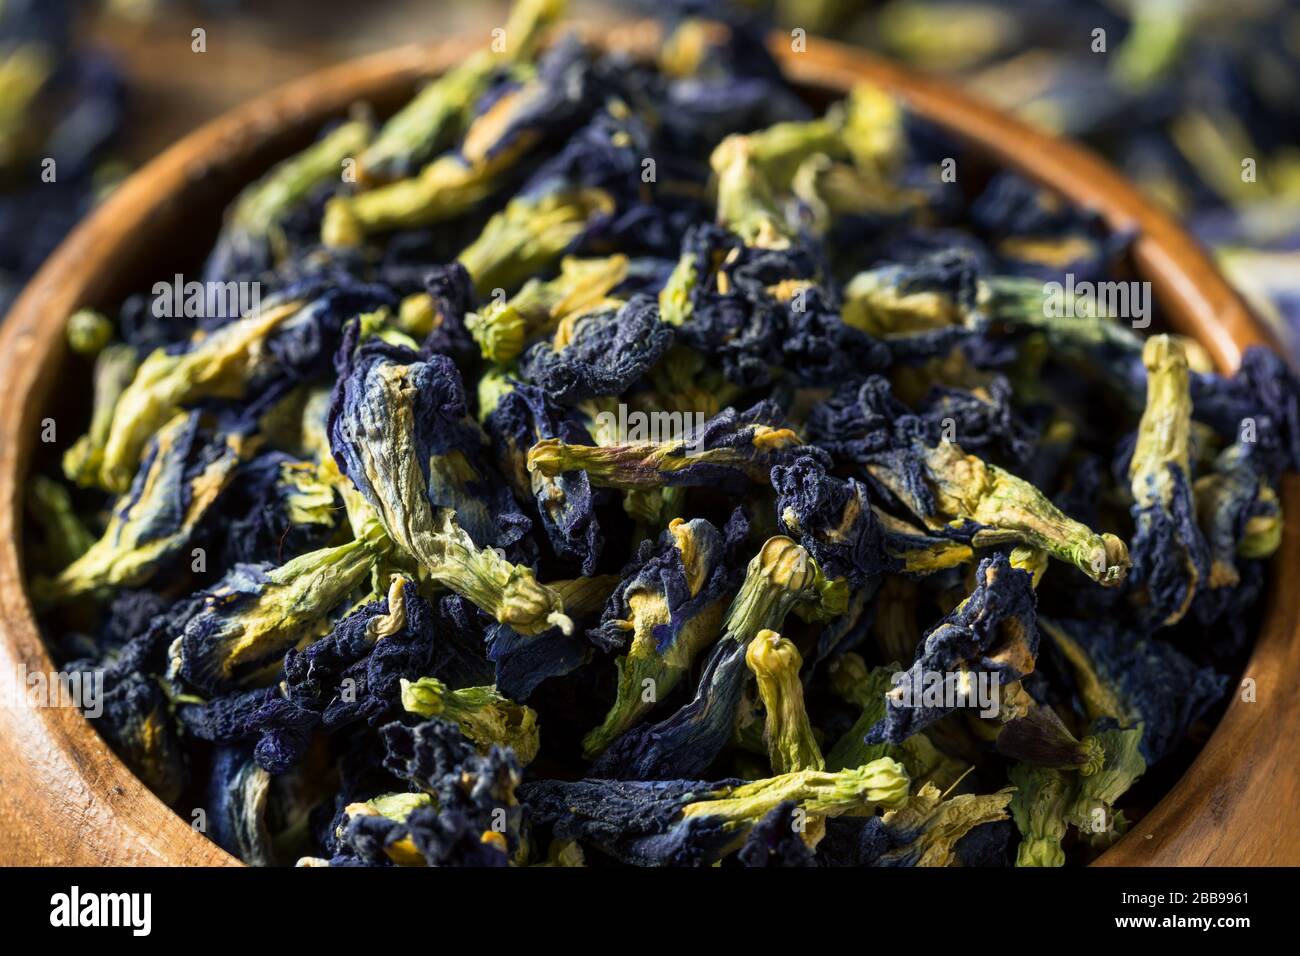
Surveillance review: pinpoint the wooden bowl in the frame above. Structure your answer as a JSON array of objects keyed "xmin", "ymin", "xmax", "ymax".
[{"xmin": 1, "ymin": 21, "xmax": 1296, "ymax": 866}]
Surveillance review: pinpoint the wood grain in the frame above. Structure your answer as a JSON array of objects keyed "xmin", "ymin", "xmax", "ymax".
[{"xmin": 0, "ymin": 22, "xmax": 1295, "ymax": 866}]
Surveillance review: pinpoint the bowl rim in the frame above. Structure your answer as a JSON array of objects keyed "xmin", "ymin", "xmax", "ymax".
[{"xmin": 0, "ymin": 19, "xmax": 1295, "ymax": 866}]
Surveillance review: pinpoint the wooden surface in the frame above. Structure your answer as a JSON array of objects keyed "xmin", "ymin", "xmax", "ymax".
[{"xmin": 0, "ymin": 21, "xmax": 1296, "ymax": 866}]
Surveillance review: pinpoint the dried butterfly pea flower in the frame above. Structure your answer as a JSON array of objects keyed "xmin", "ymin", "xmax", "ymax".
[
  {"xmin": 705, "ymin": 88, "xmax": 889, "ymax": 245},
  {"xmin": 99, "ymin": 280, "xmax": 394, "ymax": 492},
  {"xmin": 806, "ymin": 372, "xmax": 1032, "ymax": 470},
  {"xmin": 744, "ymin": 629, "xmax": 823, "ymax": 774},
  {"xmin": 792, "ymin": 152, "xmax": 929, "ymax": 236},
  {"xmin": 65, "ymin": 307, "xmax": 115, "ymax": 356},
  {"xmin": 823, "ymin": 654, "xmax": 968, "ymax": 790},
  {"xmin": 976, "ymin": 274, "xmax": 1146, "ymax": 354},
  {"xmin": 415, "ymin": 261, "xmax": 481, "ymax": 360},
  {"xmin": 1237, "ymin": 486, "xmax": 1283, "ymax": 556},
  {"xmin": 665, "ymin": 194, "xmax": 894, "ymax": 386},
  {"xmin": 331, "ymin": 800, "xmax": 512, "ymax": 868},
  {"xmin": 315, "ymin": 719, "xmax": 522, "ymax": 867},
  {"xmin": 177, "ymin": 686, "xmax": 283, "ymax": 755},
  {"xmin": 735, "ymin": 801, "xmax": 818, "ymax": 867},
  {"xmin": 517, "ymin": 99, "xmax": 661, "ymax": 207},
  {"xmin": 917, "ymin": 378, "xmax": 1038, "ymax": 462},
  {"xmin": 322, "ymin": 152, "xmax": 507, "ymax": 250},
  {"xmin": 205, "ymin": 747, "xmax": 275, "ymax": 866},
  {"xmin": 519, "ymin": 758, "xmax": 908, "ymax": 866},
  {"xmin": 679, "ymin": 760, "xmax": 910, "ymax": 824},
  {"xmin": 455, "ymin": 32, "xmax": 596, "ymax": 168},
  {"xmin": 91, "ymin": 668, "xmax": 188, "ymax": 806},
  {"xmin": 320, "ymin": 792, "xmax": 434, "ymax": 867},
  {"xmin": 841, "ymin": 251, "xmax": 981, "ymax": 339},
  {"xmin": 33, "ymin": 412, "xmax": 242, "ymax": 604},
  {"xmin": 825, "ymin": 657, "xmax": 897, "ymax": 771},
  {"xmin": 250, "ymin": 575, "xmax": 439, "ymax": 770},
  {"xmin": 530, "ymin": 839, "xmax": 586, "ymax": 867},
  {"xmin": 656, "ymin": 223, "xmax": 711, "ymax": 329},
  {"xmin": 356, "ymin": 61, "xmax": 491, "ymax": 186},
  {"xmin": 1040, "ymin": 617, "xmax": 1227, "ymax": 765},
  {"xmin": 482, "ymin": 574, "xmax": 619, "ymax": 701},
  {"xmin": 378, "ymin": 718, "xmax": 524, "ymax": 861},
  {"xmin": 519, "ymin": 776, "xmax": 738, "ymax": 866},
  {"xmin": 582, "ymin": 513, "xmax": 746, "ymax": 757},
  {"xmin": 656, "ymin": 225, "xmax": 788, "ymax": 385},
  {"xmin": 1066, "ymin": 725, "xmax": 1146, "ymax": 848},
  {"xmin": 64, "ymin": 623, "xmax": 189, "ymax": 805},
  {"xmin": 456, "ymin": 187, "xmax": 617, "ymax": 296},
  {"xmin": 217, "ymin": 453, "xmax": 338, "ymax": 567},
  {"xmin": 328, "ymin": 338, "xmax": 571, "ymax": 634},
  {"xmin": 207, "ymin": 118, "xmax": 374, "ymax": 284},
  {"xmin": 323, "ymin": 32, "xmax": 594, "ymax": 247},
  {"xmin": 464, "ymin": 254, "xmax": 628, "ymax": 363},
  {"xmin": 356, "ymin": 0, "xmax": 562, "ymax": 184},
  {"xmin": 771, "ymin": 453, "xmax": 888, "ymax": 587},
  {"xmin": 868, "ymin": 439, "xmax": 1131, "ymax": 585},
  {"xmin": 330, "ymin": 337, "xmax": 527, "ymax": 549},
  {"xmin": 970, "ymin": 173, "xmax": 1129, "ymax": 282},
  {"xmin": 642, "ymin": 344, "xmax": 743, "ymax": 420},
  {"xmin": 1125, "ymin": 335, "xmax": 1208, "ymax": 627},
  {"xmin": 781, "ymin": 284, "xmax": 894, "ymax": 385},
  {"xmin": 413, "ymin": 508, "xmax": 570, "ymax": 637},
  {"xmin": 995, "ymin": 699, "xmax": 1103, "ymax": 774},
  {"xmin": 1192, "ymin": 345, "xmax": 1300, "ymax": 482},
  {"xmin": 527, "ymin": 400, "xmax": 809, "ymax": 492},
  {"xmin": 731, "ymin": 109, "xmax": 849, "ymax": 194},
  {"xmin": 653, "ymin": 9, "xmax": 812, "ymax": 152},
  {"xmin": 176, "ymin": 537, "xmax": 379, "ymax": 694},
  {"xmin": 1008, "ymin": 763, "xmax": 1071, "ymax": 867},
  {"xmin": 487, "ymin": 383, "xmax": 607, "ymax": 574},
  {"xmin": 591, "ymin": 536, "xmax": 818, "ymax": 780},
  {"xmin": 866, "ymin": 551, "xmax": 1039, "ymax": 745},
  {"xmin": 839, "ymin": 782, "xmax": 1016, "ymax": 868},
  {"xmin": 875, "ymin": 509, "xmax": 976, "ymax": 575},
  {"xmin": 206, "ymin": 743, "xmax": 328, "ymax": 866},
  {"xmin": 62, "ymin": 343, "xmax": 138, "ymax": 486},
  {"xmin": 1193, "ymin": 440, "xmax": 1282, "ymax": 618},
  {"xmin": 400, "ymin": 677, "xmax": 540, "ymax": 765},
  {"xmin": 711, "ymin": 133, "xmax": 802, "ymax": 248},
  {"xmin": 517, "ymin": 295, "xmax": 674, "ymax": 404}
]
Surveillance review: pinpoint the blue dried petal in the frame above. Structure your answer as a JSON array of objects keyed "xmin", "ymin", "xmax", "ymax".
[
  {"xmin": 736, "ymin": 801, "xmax": 817, "ymax": 867},
  {"xmin": 379, "ymin": 717, "xmax": 523, "ymax": 859},
  {"xmin": 1042, "ymin": 617, "xmax": 1229, "ymax": 764},
  {"xmin": 866, "ymin": 551, "xmax": 1039, "ymax": 744},
  {"xmin": 590, "ymin": 636, "xmax": 751, "ymax": 780},
  {"xmin": 330, "ymin": 335, "xmax": 530, "ymax": 548},
  {"xmin": 486, "ymin": 383, "xmax": 606, "ymax": 574},
  {"xmin": 1192, "ymin": 346, "xmax": 1300, "ymax": 480},
  {"xmin": 1128, "ymin": 462, "xmax": 1209, "ymax": 628},
  {"xmin": 519, "ymin": 776, "xmax": 738, "ymax": 866},
  {"xmin": 771, "ymin": 454, "xmax": 887, "ymax": 587},
  {"xmin": 518, "ymin": 295, "xmax": 674, "ymax": 404},
  {"xmin": 486, "ymin": 620, "xmax": 591, "ymax": 702}
]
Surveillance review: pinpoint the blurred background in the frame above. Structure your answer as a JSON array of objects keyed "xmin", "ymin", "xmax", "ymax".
[{"xmin": 3, "ymin": 0, "xmax": 1299, "ymax": 351}]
